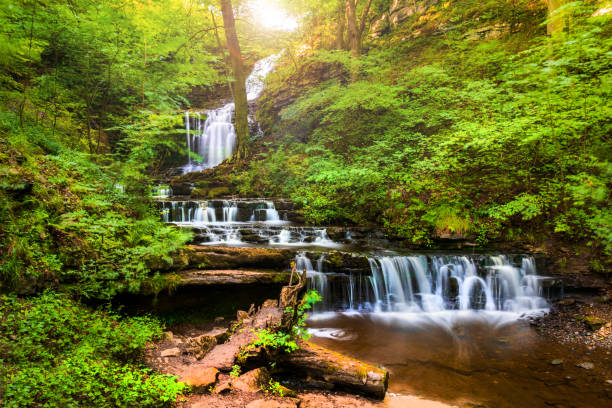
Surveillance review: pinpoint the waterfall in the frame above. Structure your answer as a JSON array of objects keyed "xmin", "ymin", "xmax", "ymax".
[
  {"xmin": 246, "ymin": 54, "xmax": 280, "ymax": 101},
  {"xmin": 182, "ymin": 55, "xmax": 279, "ymax": 174},
  {"xmin": 300, "ymin": 253, "xmax": 551, "ymax": 316}
]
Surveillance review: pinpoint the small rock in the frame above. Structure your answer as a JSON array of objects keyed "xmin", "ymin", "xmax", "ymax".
[
  {"xmin": 557, "ymin": 298, "xmax": 576, "ymax": 306},
  {"xmin": 606, "ymin": 380, "xmax": 612, "ymax": 385},
  {"xmin": 551, "ymin": 359, "xmax": 563, "ymax": 365},
  {"xmin": 237, "ymin": 310, "xmax": 249, "ymax": 321},
  {"xmin": 162, "ymin": 331, "xmax": 174, "ymax": 342},
  {"xmin": 160, "ymin": 347, "xmax": 181, "ymax": 357},
  {"xmin": 577, "ymin": 362, "xmax": 595, "ymax": 370},
  {"xmin": 214, "ymin": 316, "xmax": 225, "ymax": 323}
]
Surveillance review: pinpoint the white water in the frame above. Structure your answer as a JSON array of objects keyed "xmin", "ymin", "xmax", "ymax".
[
  {"xmin": 159, "ymin": 200, "xmax": 343, "ymax": 247},
  {"xmin": 160, "ymin": 200, "xmax": 281, "ymax": 224},
  {"xmin": 299, "ymin": 253, "xmax": 552, "ymax": 321},
  {"xmin": 182, "ymin": 54, "xmax": 279, "ymax": 174}
]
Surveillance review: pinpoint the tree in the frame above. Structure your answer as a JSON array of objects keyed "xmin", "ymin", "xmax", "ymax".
[
  {"xmin": 220, "ymin": 0, "xmax": 250, "ymax": 160},
  {"xmin": 345, "ymin": 0, "xmax": 373, "ymax": 80},
  {"xmin": 546, "ymin": 0, "xmax": 566, "ymax": 35}
]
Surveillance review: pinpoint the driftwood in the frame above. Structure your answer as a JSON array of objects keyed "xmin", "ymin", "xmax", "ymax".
[
  {"xmin": 276, "ymin": 340, "xmax": 388, "ymax": 399},
  {"xmin": 279, "ymin": 262, "xmax": 308, "ymax": 332}
]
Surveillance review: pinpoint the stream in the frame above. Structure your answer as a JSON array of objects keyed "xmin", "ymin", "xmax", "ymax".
[{"xmin": 156, "ymin": 56, "xmax": 612, "ymax": 408}]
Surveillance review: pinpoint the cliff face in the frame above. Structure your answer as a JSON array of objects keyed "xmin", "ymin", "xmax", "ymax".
[{"xmin": 370, "ymin": 0, "xmax": 441, "ymax": 37}]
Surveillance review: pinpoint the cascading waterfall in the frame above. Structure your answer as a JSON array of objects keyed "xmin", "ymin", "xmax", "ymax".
[
  {"xmin": 182, "ymin": 54, "xmax": 279, "ymax": 174},
  {"xmin": 159, "ymin": 200, "xmax": 340, "ymax": 247},
  {"xmin": 301, "ymin": 253, "xmax": 553, "ymax": 316}
]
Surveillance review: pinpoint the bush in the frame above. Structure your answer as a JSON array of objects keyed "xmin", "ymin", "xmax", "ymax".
[{"xmin": 0, "ymin": 291, "xmax": 187, "ymax": 407}]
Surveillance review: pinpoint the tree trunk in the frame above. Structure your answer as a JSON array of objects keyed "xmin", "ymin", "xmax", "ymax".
[
  {"xmin": 345, "ymin": 0, "xmax": 360, "ymax": 58},
  {"xmin": 546, "ymin": 0, "xmax": 566, "ymax": 36},
  {"xmin": 358, "ymin": 0, "xmax": 373, "ymax": 37},
  {"xmin": 220, "ymin": 0, "xmax": 249, "ymax": 160},
  {"xmin": 336, "ymin": 3, "xmax": 346, "ymax": 50},
  {"xmin": 211, "ymin": 9, "xmax": 234, "ymax": 98},
  {"xmin": 345, "ymin": 0, "xmax": 360, "ymax": 81},
  {"xmin": 277, "ymin": 340, "xmax": 389, "ymax": 399}
]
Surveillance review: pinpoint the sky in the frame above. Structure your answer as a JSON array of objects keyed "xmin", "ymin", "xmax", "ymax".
[{"xmin": 249, "ymin": 0, "xmax": 299, "ymax": 31}]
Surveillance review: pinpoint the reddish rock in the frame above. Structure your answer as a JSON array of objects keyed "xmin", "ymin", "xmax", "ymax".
[
  {"xmin": 232, "ymin": 368, "xmax": 270, "ymax": 393},
  {"xmin": 180, "ymin": 367, "xmax": 220, "ymax": 393}
]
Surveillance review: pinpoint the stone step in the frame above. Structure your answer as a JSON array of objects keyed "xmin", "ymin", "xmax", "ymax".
[{"xmin": 178, "ymin": 269, "xmax": 291, "ymax": 286}]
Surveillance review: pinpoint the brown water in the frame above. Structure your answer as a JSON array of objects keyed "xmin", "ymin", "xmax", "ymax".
[{"xmin": 308, "ymin": 312, "xmax": 611, "ymax": 408}]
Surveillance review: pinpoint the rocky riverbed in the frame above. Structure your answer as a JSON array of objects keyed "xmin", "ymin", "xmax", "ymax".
[{"xmin": 531, "ymin": 290, "xmax": 612, "ymax": 349}]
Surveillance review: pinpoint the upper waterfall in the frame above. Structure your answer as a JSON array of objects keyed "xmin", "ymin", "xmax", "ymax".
[{"xmin": 182, "ymin": 54, "xmax": 279, "ymax": 174}]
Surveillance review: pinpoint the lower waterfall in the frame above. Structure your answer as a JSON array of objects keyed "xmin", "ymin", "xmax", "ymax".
[{"xmin": 297, "ymin": 252, "xmax": 556, "ymax": 318}]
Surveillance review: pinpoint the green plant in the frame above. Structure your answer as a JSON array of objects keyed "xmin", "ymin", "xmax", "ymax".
[
  {"xmin": 230, "ymin": 364, "xmax": 241, "ymax": 378},
  {"xmin": 262, "ymin": 379, "xmax": 284, "ymax": 397},
  {"xmin": 248, "ymin": 290, "xmax": 321, "ymax": 353},
  {"xmin": 0, "ymin": 291, "xmax": 187, "ymax": 407}
]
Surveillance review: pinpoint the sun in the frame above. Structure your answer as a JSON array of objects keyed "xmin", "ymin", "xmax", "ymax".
[{"xmin": 250, "ymin": 0, "xmax": 298, "ymax": 31}]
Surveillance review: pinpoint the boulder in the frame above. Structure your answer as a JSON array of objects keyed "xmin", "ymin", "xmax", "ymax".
[
  {"xmin": 583, "ymin": 315, "xmax": 606, "ymax": 331},
  {"xmin": 180, "ymin": 367, "xmax": 220, "ymax": 393},
  {"xmin": 232, "ymin": 367, "xmax": 270, "ymax": 393}
]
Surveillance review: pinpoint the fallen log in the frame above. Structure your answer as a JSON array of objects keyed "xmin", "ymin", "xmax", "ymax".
[{"xmin": 276, "ymin": 340, "xmax": 388, "ymax": 399}]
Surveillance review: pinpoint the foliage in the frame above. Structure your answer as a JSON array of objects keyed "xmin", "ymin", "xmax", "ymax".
[
  {"xmin": 249, "ymin": 290, "xmax": 321, "ymax": 353},
  {"xmin": 0, "ymin": 108, "xmax": 191, "ymax": 298},
  {"xmin": 262, "ymin": 379, "xmax": 285, "ymax": 397},
  {"xmin": 0, "ymin": 291, "xmax": 187, "ymax": 407},
  {"xmin": 230, "ymin": 364, "xmax": 242, "ymax": 378},
  {"xmin": 242, "ymin": 1, "xmax": 611, "ymax": 258}
]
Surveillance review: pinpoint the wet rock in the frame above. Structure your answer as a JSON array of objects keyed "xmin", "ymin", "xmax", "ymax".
[
  {"xmin": 583, "ymin": 315, "xmax": 606, "ymax": 331},
  {"xmin": 577, "ymin": 362, "xmax": 595, "ymax": 370},
  {"xmin": 214, "ymin": 316, "xmax": 225, "ymax": 323},
  {"xmin": 558, "ymin": 298, "xmax": 576, "ymax": 306},
  {"xmin": 160, "ymin": 347, "xmax": 181, "ymax": 357},
  {"xmin": 181, "ymin": 367, "xmax": 220, "ymax": 393}
]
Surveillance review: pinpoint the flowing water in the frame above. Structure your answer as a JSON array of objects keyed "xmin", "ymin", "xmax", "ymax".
[
  {"xmin": 182, "ymin": 54, "xmax": 279, "ymax": 174},
  {"xmin": 158, "ymin": 199, "xmax": 341, "ymax": 247},
  {"xmin": 160, "ymin": 52, "xmax": 611, "ymax": 407},
  {"xmin": 308, "ymin": 314, "xmax": 611, "ymax": 408},
  {"xmin": 296, "ymin": 252, "xmax": 609, "ymax": 407}
]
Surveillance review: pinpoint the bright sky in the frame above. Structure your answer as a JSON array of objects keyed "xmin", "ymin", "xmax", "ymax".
[{"xmin": 250, "ymin": 0, "xmax": 298, "ymax": 31}]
